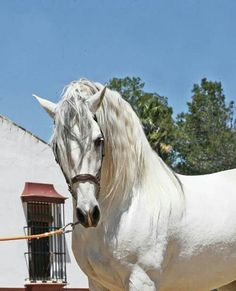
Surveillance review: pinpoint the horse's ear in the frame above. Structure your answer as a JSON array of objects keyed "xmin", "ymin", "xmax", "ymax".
[
  {"xmin": 33, "ymin": 94, "xmax": 56, "ymax": 119},
  {"xmin": 87, "ymin": 87, "xmax": 106, "ymax": 113},
  {"xmin": 94, "ymin": 82, "xmax": 104, "ymax": 90}
]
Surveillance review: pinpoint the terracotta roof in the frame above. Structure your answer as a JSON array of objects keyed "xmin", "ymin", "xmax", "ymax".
[{"xmin": 21, "ymin": 182, "xmax": 67, "ymax": 204}]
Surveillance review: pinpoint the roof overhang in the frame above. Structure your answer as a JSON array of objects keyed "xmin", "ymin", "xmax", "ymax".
[{"xmin": 21, "ymin": 182, "xmax": 67, "ymax": 204}]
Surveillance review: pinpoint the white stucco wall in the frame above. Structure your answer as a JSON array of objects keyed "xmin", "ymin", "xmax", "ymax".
[{"xmin": 0, "ymin": 115, "xmax": 88, "ymax": 288}]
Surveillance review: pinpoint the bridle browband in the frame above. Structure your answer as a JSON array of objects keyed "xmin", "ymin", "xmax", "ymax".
[{"xmin": 55, "ymin": 115, "xmax": 104, "ymax": 201}]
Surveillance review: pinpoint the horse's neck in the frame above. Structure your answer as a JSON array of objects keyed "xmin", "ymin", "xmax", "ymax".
[
  {"xmin": 99, "ymin": 154, "xmax": 183, "ymax": 241},
  {"xmin": 97, "ymin": 92, "xmax": 184, "ymax": 220},
  {"xmin": 96, "ymin": 94, "xmax": 144, "ymax": 202},
  {"xmin": 102, "ymin": 140, "xmax": 182, "ymax": 207}
]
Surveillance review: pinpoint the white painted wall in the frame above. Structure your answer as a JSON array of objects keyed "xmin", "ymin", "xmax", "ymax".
[{"xmin": 0, "ymin": 115, "xmax": 88, "ymax": 288}]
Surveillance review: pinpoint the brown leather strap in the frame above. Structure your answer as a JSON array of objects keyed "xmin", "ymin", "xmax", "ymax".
[
  {"xmin": 71, "ymin": 174, "xmax": 100, "ymax": 185},
  {"xmin": 70, "ymin": 173, "xmax": 101, "ymax": 200}
]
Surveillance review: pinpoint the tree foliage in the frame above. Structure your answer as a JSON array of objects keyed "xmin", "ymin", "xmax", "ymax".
[
  {"xmin": 108, "ymin": 77, "xmax": 144, "ymax": 111},
  {"xmin": 107, "ymin": 77, "xmax": 175, "ymax": 163},
  {"xmin": 107, "ymin": 77, "xmax": 236, "ymax": 175},
  {"xmin": 174, "ymin": 78, "xmax": 236, "ymax": 174}
]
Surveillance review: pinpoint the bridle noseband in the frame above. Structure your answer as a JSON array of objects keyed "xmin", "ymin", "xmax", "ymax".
[
  {"xmin": 71, "ymin": 174, "xmax": 100, "ymax": 186},
  {"xmin": 70, "ymin": 171, "xmax": 102, "ymax": 200}
]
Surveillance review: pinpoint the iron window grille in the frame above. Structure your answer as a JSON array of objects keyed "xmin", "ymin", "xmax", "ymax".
[{"xmin": 24, "ymin": 200, "xmax": 67, "ymax": 283}]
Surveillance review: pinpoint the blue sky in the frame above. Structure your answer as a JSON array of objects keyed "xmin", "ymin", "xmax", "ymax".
[{"xmin": 0, "ymin": 0, "xmax": 236, "ymax": 141}]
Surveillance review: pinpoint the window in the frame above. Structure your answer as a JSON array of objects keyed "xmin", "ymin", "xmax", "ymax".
[{"xmin": 21, "ymin": 182, "xmax": 67, "ymax": 283}]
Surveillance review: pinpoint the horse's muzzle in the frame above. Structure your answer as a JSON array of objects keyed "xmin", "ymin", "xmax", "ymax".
[{"xmin": 76, "ymin": 205, "xmax": 100, "ymax": 228}]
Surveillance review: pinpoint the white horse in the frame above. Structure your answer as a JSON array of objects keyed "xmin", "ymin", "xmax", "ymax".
[{"xmin": 35, "ymin": 79, "xmax": 236, "ymax": 291}]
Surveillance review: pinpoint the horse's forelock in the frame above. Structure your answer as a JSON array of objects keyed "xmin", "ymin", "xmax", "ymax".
[
  {"xmin": 60, "ymin": 79, "xmax": 99, "ymax": 102},
  {"xmin": 51, "ymin": 80, "xmax": 98, "ymax": 170}
]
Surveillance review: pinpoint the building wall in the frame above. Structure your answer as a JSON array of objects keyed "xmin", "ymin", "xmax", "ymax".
[{"xmin": 0, "ymin": 116, "xmax": 88, "ymax": 289}]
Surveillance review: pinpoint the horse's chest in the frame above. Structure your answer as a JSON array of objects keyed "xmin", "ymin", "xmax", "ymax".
[{"xmin": 73, "ymin": 231, "xmax": 128, "ymax": 289}]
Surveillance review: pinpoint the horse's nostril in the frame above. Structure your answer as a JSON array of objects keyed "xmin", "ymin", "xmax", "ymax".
[
  {"xmin": 76, "ymin": 206, "xmax": 100, "ymax": 227},
  {"xmin": 91, "ymin": 205, "xmax": 100, "ymax": 224},
  {"xmin": 76, "ymin": 208, "xmax": 86, "ymax": 224}
]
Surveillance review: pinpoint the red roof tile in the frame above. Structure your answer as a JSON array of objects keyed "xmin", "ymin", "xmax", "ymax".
[{"xmin": 21, "ymin": 182, "xmax": 67, "ymax": 204}]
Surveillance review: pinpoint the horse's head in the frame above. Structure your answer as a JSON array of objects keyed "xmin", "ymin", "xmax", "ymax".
[{"xmin": 34, "ymin": 83, "xmax": 106, "ymax": 228}]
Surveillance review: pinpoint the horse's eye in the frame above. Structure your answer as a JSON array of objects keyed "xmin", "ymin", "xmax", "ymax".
[{"xmin": 94, "ymin": 137, "xmax": 104, "ymax": 147}]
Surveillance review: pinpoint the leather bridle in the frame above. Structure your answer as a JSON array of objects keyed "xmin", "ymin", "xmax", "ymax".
[
  {"xmin": 69, "ymin": 165, "xmax": 103, "ymax": 201},
  {"xmin": 54, "ymin": 115, "xmax": 105, "ymax": 201}
]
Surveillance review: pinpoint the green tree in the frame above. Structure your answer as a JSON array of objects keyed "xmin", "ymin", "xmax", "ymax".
[
  {"xmin": 174, "ymin": 78, "xmax": 236, "ymax": 174},
  {"xmin": 107, "ymin": 77, "xmax": 174, "ymax": 163},
  {"xmin": 107, "ymin": 77, "xmax": 144, "ymax": 111}
]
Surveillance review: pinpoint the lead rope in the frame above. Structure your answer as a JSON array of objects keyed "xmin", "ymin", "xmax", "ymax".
[{"xmin": 0, "ymin": 222, "xmax": 79, "ymax": 242}]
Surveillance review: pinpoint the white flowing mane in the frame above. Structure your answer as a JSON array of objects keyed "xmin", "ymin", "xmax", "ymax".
[{"xmin": 52, "ymin": 79, "xmax": 183, "ymax": 210}]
